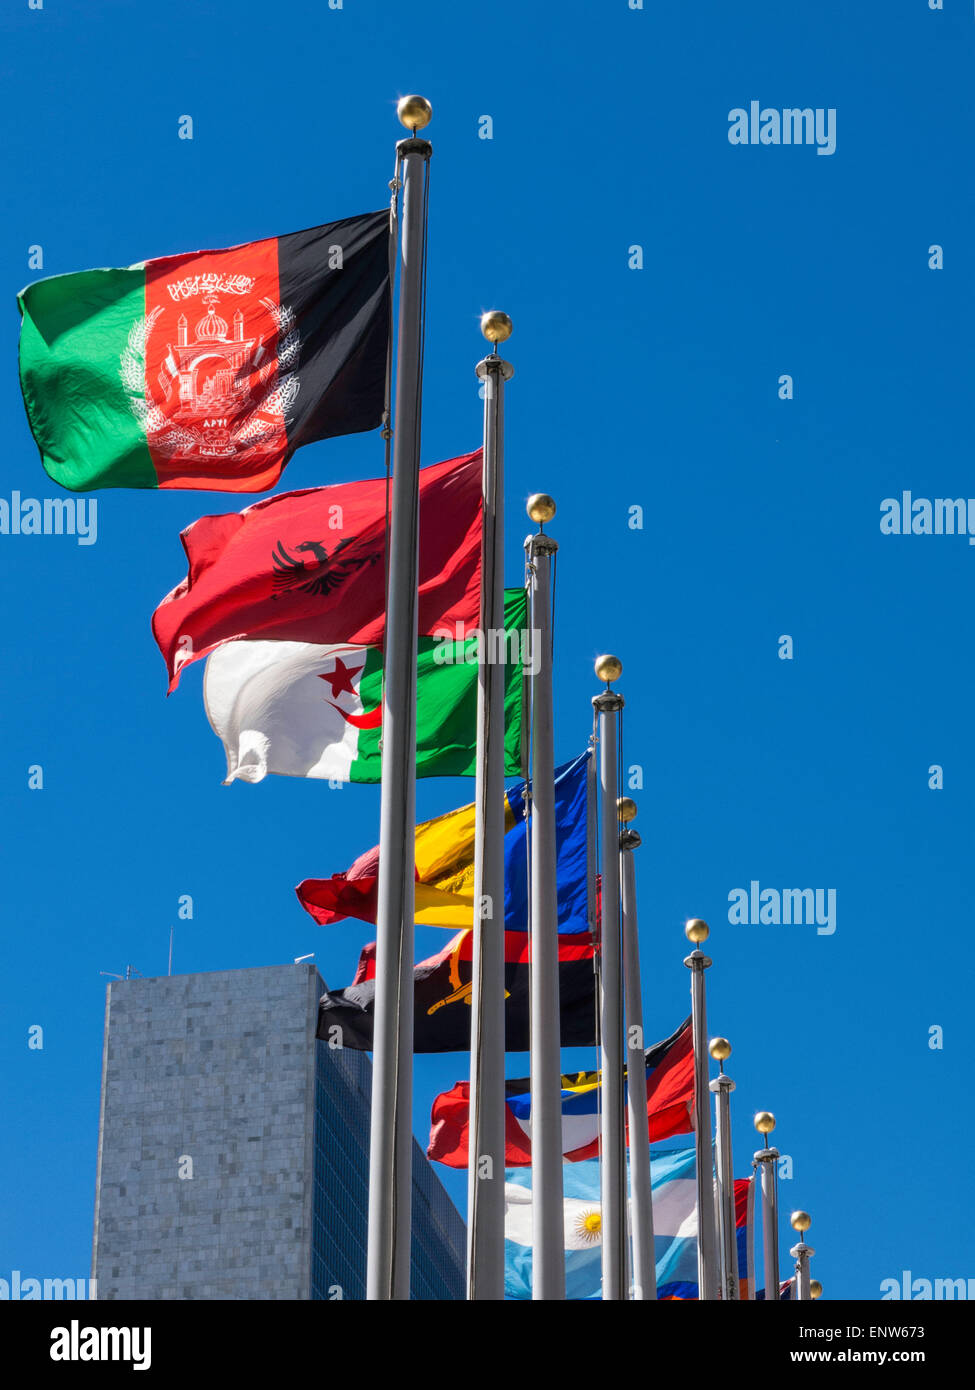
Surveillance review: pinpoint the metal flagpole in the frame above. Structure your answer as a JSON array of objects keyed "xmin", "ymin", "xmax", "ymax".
[
  {"xmin": 618, "ymin": 799, "xmax": 655, "ymax": 1300},
  {"xmin": 466, "ymin": 311, "xmax": 513, "ymax": 1301},
  {"xmin": 524, "ymin": 492, "xmax": 564, "ymax": 1301},
  {"xmin": 683, "ymin": 918, "xmax": 718, "ymax": 1301},
  {"xmin": 790, "ymin": 1211, "xmax": 814, "ymax": 1301},
  {"xmin": 709, "ymin": 1037, "xmax": 738, "ymax": 1300},
  {"xmin": 367, "ymin": 94, "xmax": 432, "ymax": 1302},
  {"xmin": 593, "ymin": 655, "xmax": 625, "ymax": 1300},
  {"xmin": 753, "ymin": 1110, "xmax": 780, "ymax": 1301}
]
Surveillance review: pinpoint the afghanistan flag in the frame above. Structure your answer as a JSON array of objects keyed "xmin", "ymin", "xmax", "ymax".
[
  {"xmin": 297, "ymin": 750, "xmax": 590, "ymax": 930},
  {"xmin": 17, "ymin": 212, "xmax": 390, "ymax": 493},
  {"xmin": 152, "ymin": 451, "xmax": 482, "ymax": 690},
  {"xmin": 427, "ymin": 1018, "xmax": 694, "ymax": 1168},
  {"xmin": 205, "ymin": 587, "xmax": 527, "ymax": 783},
  {"xmin": 317, "ymin": 929, "xmax": 597, "ymax": 1052}
]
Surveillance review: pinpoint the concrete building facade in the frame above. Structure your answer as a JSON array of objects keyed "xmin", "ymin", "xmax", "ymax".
[{"xmin": 91, "ymin": 964, "xmax": 465, "ymax": 1299}]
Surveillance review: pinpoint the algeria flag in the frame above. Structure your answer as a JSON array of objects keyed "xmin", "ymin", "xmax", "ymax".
[{"xmin": 205, "ymin": 588, "xmax": 527, "ymax": 783}]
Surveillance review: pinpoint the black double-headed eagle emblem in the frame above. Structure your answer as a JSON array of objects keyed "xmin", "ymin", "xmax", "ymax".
[{"xmin": 270, "ymin": 537, "xmax": 380, "ymax": 599}]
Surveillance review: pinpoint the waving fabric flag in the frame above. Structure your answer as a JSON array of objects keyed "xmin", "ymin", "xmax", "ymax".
[
  {"xmin": 504, "ymin": 1152, "xmax": 756, "ymax": 1300},
  {"xmin": 18, "ymin": 212, "xmax": 391, "ymax": 493},
  {"xmin": 657, "ymin": 1173, "xmax": 757, "ymax": 1300},
  {"xmin": 316, "ymin": 929, "xmax": 596, "ymax": 1052},
  {"xmin": 737, "ymin": 1174, "xmax": 756, "ymax": 1301},
  {"xmin": 297, "ymin": 750, "xmax": 590, "ymax": 930},
  {"xmin": 504, "ymin": 750, "xmax": 590, "ymax": 937},
  {"xmin": 504, "ymin": 1148, "xmax": 701, "ymax": 1300},
  {"xmin": 759, "ymin": 1281, "xmax": 795, "ymax": 1300},
  {"xmin": 152, "ymin": 451, "xmax": 482, "ymax": 690},
  {"xmin": 428, "ymin": 1017, "xmax": 694, "ymax": 1168},
  {"xmin": 205, "ymin": 587, "xmax": 527, "ymax": 783}
]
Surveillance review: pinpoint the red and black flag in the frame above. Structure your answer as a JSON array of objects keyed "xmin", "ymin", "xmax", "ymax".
[
  {"xmin": 317, "ymin": 930, "xmax": 597, "ymax": 1052},
  {"xmin": 151, "ymin": 451, "xmax": 483, "ymax": 690},
  {"xmin": 427, "ymin": 1017, "xmax": 695, "ymax": 1167},
  {"xmin": 18, "ymin": 212, "xmax": 391, "ymax": 492}
]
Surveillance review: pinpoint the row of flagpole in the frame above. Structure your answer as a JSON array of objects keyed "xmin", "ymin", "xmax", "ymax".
[
  {"xmin": 369, "ymin": 95, "xmax": 822, "ymax": 1303},
  {"xmin": 14, "ymin": 71, "xmax": 831, "ymax": 1305},
  {"xmin": 683, "ymin": 918, "xmax": 823, "ymax": 1302}
]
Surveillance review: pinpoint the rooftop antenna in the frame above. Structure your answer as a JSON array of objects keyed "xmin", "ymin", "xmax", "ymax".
[
  {"xmin": 168, "ymin": 927, "xmax": 174, "ymax": 977},
  {"xmin": 99, "ymin": 965, "xmax": 143, "ymax": 982},
  {"xmin": 294, "ymin": 953, "xmax": 315, "ymax": 965}
]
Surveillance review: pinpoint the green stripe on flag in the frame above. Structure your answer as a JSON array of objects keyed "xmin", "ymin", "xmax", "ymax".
[
  {"xmin": 350, "ymin": 587, "xmax": 528, "ymax": 781},
  {"xmin": 18, "ymin": 267, "xmax": 157, "ymax": 491}
]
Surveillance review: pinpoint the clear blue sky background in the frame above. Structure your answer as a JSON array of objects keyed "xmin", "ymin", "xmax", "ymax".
[{"xmin": 1, "ymin": 0, "xmax": 971, "ymax": 1302}]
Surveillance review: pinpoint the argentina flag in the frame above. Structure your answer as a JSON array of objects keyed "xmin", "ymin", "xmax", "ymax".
[{"xmin": 504, "ymin": 1147, "xmax": 701, "ymax": 1300}]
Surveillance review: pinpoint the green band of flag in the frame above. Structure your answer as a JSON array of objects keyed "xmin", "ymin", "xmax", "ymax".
[{"xmin": 204, "ymin": 587, "xmax": 528, "ymax": 783}]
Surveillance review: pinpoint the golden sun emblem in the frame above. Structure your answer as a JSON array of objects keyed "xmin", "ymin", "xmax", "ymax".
[{"xmin": 574, "ymin": 1208, "xmax": 602, "ymax": 1244}]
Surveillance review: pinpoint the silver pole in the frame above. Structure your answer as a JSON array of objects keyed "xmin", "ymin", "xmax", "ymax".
[
  {"xmin": 525, "ymin": 496, "xmax": 564, "ymax": 1300},
  {"xmin": 593, "ymin": 656, "xmax": 625, "ymax": 1300},
  {"xmin": 367, "ymin": 100, "xmax": 432, "ymax": 1302},
  {"xmin": 619, "ymin": 816, "xmax": 655, "ymax": 1300},
  {"xmin": 753, "ymin": 1111, "xmax": 780, "ymax": 1301},
  {"xmin": 466, "ymin": 315, "xmax": 513, "ymax": 1301},
  {"xmin": 790, "ymin": 1212, "xmax": 814, "ymax": 1300},
  {"xmin": 683, "ymin": 919, "xmax": 718, "ymax": 1300},
  {"xmin": 709, "ymin": 1039, "xmax": 738, "ymax": 1300}
]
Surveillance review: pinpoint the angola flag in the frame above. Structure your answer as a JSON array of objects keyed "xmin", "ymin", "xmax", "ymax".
[
  {"xmin": 17, "ymin": 212, "xmax": 390, "ymax": 493},
  {"xmin": 152, "ymin": 451, "xmax": 482, "ymax": 690},
  {"xmin": 205, "ymin": 587, "xmax": 527, "ymax": 783},
  {"xmin": 317, "ymin": 930, "xmax": 597, "ymax": 1052}
]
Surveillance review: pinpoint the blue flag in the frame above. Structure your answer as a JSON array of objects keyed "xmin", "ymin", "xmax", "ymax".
[{"xmin": 504, "ymin": 750, "xmax": 590, "ymax": 934}]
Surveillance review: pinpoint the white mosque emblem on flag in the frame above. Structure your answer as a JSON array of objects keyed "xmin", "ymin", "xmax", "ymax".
[{"xmin": 120, "ymin": 282, "xmax": 300, "ymax": 463}]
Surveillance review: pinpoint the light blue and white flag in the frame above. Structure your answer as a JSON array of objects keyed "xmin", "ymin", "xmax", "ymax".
[{"xmin": 503, "ymin": 1146, "xmax": 698, "ymax": 1300}]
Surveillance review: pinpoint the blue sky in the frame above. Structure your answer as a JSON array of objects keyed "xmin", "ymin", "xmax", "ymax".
[{"xmin": 1, "ymin": 0, "xmax": 972, "ymax": 1301}]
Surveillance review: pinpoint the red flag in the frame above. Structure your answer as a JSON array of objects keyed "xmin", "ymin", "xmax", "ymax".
[
  {"xmin": 152, "ymin": 450, "xmax": 482, "ymax": 689},
  {"xmin": 427, "ymin": 1018, "xmax": 694, "ymax": 1167},
  {"xmin": 297, "ymin": 841, "xmax": 382, "ymax": 927}
]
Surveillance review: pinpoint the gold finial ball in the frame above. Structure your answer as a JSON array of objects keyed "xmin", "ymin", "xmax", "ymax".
[
  {"xmin": 809, "ymin": 1280, "xmax": 824, "ymax": 1300},
  {"xmin": 481, "ymin": 310, "xmax": 513, "ymax": 344},
  {"xmin": 526, "ymin": 493, "xmax": 556, "ymax": 525},
  {"xmin": 397, "ymin": 95, "xmax": 433, "ymax": 132},
  {"xmin": 709, "ymin": 1037, "xmax": 732, "ymax": 1062},
  {"xmin": 754, "ymin": 1111, "xmax": 776, "ymax": 1135},
  {"xmin": 594, "ymin": 654, "xmax": 622, "ymax": 684},
  {"xmin": 684, "ymin": 917, "xmax": 709, "ymax": 945},
  {"xmin": 617, "ymin": 797, "xmax": 638, "ymax": 823},
  {"xmin": 791, "ymin": 1211, "xmax": 812, "ymax": 1233}
]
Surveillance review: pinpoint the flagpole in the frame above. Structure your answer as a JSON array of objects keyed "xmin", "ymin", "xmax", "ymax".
[
  {"xmin": 753, "ymin": 1110, "xmax": 780, "ymax": 1301},
  {"xmin": 618, "ymin": 799, "xmax": 656, "ymax": 1300},
  {"xmin": 368, "ymin": 95, "xmax": 432, "ymax": 1302},
  {"xmin": 683, "ymin": 918, "xmax": 718, "ymax": 1300},
  {"xmin": 467, "ymin": 311, "xmax": 513, "ymax": 1301},
  {"xmin": 525, "ymin": 493, "xmax": 565, "ymax": 1301},
  {"xmin": 790, "ymin": 1211, "xmax": 814, "ymax": 1300},
  {"xmin": 709, "ymin": 1037, "xmax": 739, "ymax": 1300},
  {"xmin": 593, "ymin": 655, "xmax": 625, "ymax": 1300}
]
